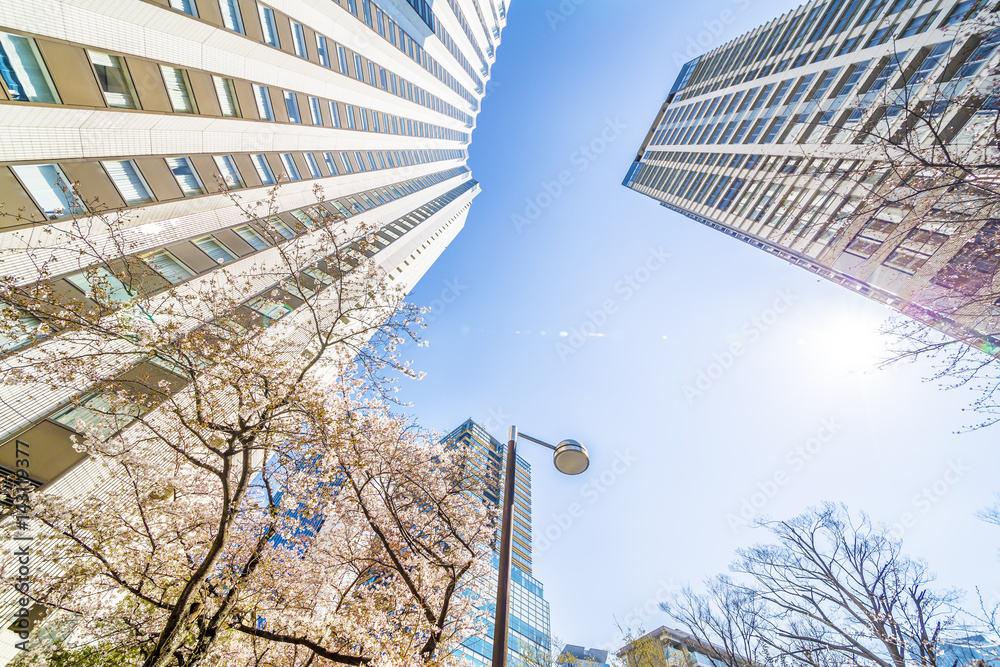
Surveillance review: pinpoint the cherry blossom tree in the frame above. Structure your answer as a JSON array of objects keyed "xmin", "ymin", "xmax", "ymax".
[{"xmin": 0, "ymin": 185, "xmax": 493, "ymax": 666}]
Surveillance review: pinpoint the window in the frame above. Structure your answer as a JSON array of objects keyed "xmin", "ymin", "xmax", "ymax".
[
  {"xmin": 360, "ymin": 108, "xmax": 369, "ymax": 131},
  {"xmin": 11, "ymin": 163, "xmax": 86, "ymax": 219},
  {"xmin": 142, "ymin": 249, "xmax": 195, "ymax": 284},
  {"xmin": 337, "ymin": 45, "xmax": 349, "ymax": 75},
  {"xmin": 102, "ymin": 160, "xmax": 154, "ymax": 204},
  {"xmin": 340, "ymin": 152, "xmax": 354, "ymax": 173},
  {"xmin": 345, "ymin": 104, "xmax": 356, "ymax": 129},
  {"xmin": 168, "ymin": 0, "xmax": 198, "ymax": 16},
  {"xmin": 284, "ymin": 90, "xmax": 301, "ymax": 123},
  {"xmin": 193, "ymin": 236, "xmax": 237, "ymax": 264},
  {"xmin": 247, "ymin": 295, "xmax": 292, "ymax": 321},
  {"xmin": 234, "ymin": 225, "xmax": 269, "ymax": 250},
  {"xmin": 280, "ymin": 153, "xmax": 301, "ymax": 181},
  {"xmin": 291, "ymin": 21, "xmax": 308, "ymax": 58},
  {"xmin": 165, "ymin": 157, "xmax": 206, "ymax": 196},
  {"xmin": 251, "ymin": 154, "xmax": 275, "ymax": 184},
  {"xmin": 88, "ymin": 51, "xmax": 139, "ymax": 109},
  {"xmin": 354, "ymin": 151, "xmax": 366, "ymax": 171},
  {"xmin": 0, "ymin": 310, "xmax": 42, "ymax": 353},
  {"xmin": 323, "ymin": 152, "xmax": 338, "ymax": 175},
  {"xmin": 0, "ymin": 32, "xmax": 60, "ymax": 103},
  {"xmin": 307, "ymin": 96, "xmax": 322, "ymax": 125},
  {"xmin": 265, "ymin": 217, "xmax": 295, "ymax": 239},
  {"xmin": 354, "ymin": 54, "xmax": 365, "ymax": 81},
  {"xmin": 316, "ymin": 35, "xmax": 330, "ymax": 67},
  {"xmin": 66, "ymin": 267, "xmax": 134, "ymax": 303},
  {"xmin": 52, "ymin": 393, "xmax": 141, "ymax": 438},
  {"xmin": 213, "ymin": 155, "xmax": 245, "ymax": 189},
  {"xmin": 865, "ymin": 25, "xmax": 894, "ymax": 47},
  {"xmin": 329, "ymin": 101, "xmax": 341, "ymax": 127},
  {"xmin": 304, "ymin": 152, "xmax": 322, "ymax": 178},
  {"xmin": 259, "ymin": 5, "xmax": 280, "ymax": 47},
  {"xmin": 218, "ymin": 0, "xmax": 245, "ymax": 33},
  {"xmin": 213, "ymin": 76, "xmax": 240, "ymax": 117},
  {"xmin": 253, "ymin": 84, "xmax": 274, "ymax": 120},
  {"xmin": 901, "ymin": 11, "xmax": 939, "ymax": 38},
  {"xmin": 160, "ymin": 65, "xmax": 198, "ymax": 113}
]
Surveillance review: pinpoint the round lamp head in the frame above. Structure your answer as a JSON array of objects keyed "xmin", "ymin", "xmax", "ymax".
[{"xmin": 553, "ymin": 439, "xmax": 589, "ymax": 475}]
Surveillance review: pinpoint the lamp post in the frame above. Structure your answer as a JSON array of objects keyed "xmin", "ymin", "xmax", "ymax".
[{"xmin": 490, "ymin": 426, "xmax": 590, "ymax": 667}]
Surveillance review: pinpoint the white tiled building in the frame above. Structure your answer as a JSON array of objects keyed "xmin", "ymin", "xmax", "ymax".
[{"xmin": 0, "ymin": 0, "xmax": 509, "ymax": 658}]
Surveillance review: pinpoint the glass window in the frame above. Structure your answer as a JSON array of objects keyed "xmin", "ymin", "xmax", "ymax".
[
  {"xmin": 66, "ymin": 267, "xmax": 134, "ymax": 303},
  {"xmin": 284, "ymin": 90, "xmax": 301, "ymax": 123},
  {"xmin": 142, "ymin": 249, "xmax": 195, "ymax": 284},
  {"xmin": 160, "ymin": 65, "xmax": 198, "ymax": 113},
  {"xmin": 213, "ymin": 155, "xmax": 245, "ymax": 189},
  {"xmin": 265, "ymin": 217, "xmax": 295, "ymax": 239},
  {"xmin": 168, "ymin": 0, "xmax": 198, "ymax": 16},
  {"xmin": 340, "ymin": 152, "xmax": 354, "ymax": 173},
  {"xmin": 88, "ymin": 51, "xmax": 139, "ymax": 109},
  {"xmin": 0, "ymin": 31, "xmax": 60, "ymax": 103},
  {"xmin": 247, "ymin": 295, "xmax": 292, "ymax": 321},
  {"xmin": 304, "ymin": 152, "xmax": 322, "ymax": 178},
  {"xmin": 218, "ymin": 0, "xmax": 245, "ymax": 32},
  {"xmin": 280, "ymin": 153, "xmax": 302, "ymax": 181},
  {"xmin": 253, "ymin": 84, "xmax": 274, "ymax": 120},
  {"xmin": 308, "ymin": 96, "xmax": 322, "ymax": 125},
  {"xmin": 52, "ymin": 393, "xmax": 139, "ymax": 438},
  {"xmin": 329, "ymin": 101, "xmax": 341, "ymax": 127},
  {"xmin": 234, "ymin": 224, "xmax": 269, "ymax": 250},
  {"xmin": 251, "ymin": 154, "xmax": 275, "ymax": 184},
  {"xmin": 354, "ymin": 151, "xmax": 366, "ymax": 172},
  {"xmin": 345, "ymin": 104, "xmax": 356, "ymax": 129},
  {"xmin": 291, "ymin": 21, "xmax": 308, "ymax": 58},
  {"xmin": 11, "ymin": 163, "xmax": 86, "ymax": 219},
  {"xmin": 193, "ymin": 236, "xmax": 237, "ymax": 264},
  {"xmin": 102, "ymin": 159, "xmax": 154, "ymax": 205},
  {"xmin": 259, "ymin": 5, "xmax": 280, "ymax": 47},
  {"xmin": 316, "ymin": 34, "xmax": 330, "ymax": 67},
  {"xmin": 213, "ymin": 76, "xmax": 240, "ymax": 117},
  {"xmin": 165, "ymin": 157, "xmax": 206, "ymax": 196},
  {"xmin": 354, "ymin": 54, "xmax": 365, "ymax": 81},
  {"xmin": 323, "ymin": 152, "xmax": 338, "ymax": 175},
  {"xmin": 360, "ymin": 108, "xmax": 369, "ymax": 131},
  {"xmin": 337, "ymin": 45, "xmax": 349, "ymax": 75},
  {"xmin": 0, "ymin": 310, "xmax": 42, "ymax": 353}
]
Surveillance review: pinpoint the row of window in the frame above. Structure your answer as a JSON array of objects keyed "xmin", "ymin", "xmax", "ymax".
[
  {"xmin": 163, "ymin": 0, "xmax": 474, "ymax": 123},
  {"xmin": 0, "ymin": 30, "xmax": 471, "ymax": 142},
  {"xmin": 9, "ymin": 147, "xmax": 466, "ymax": 220},
  {"xmin": 2, "ymin": 165, "xmax": 472, "ymax": 354},
  {"xmin": 650, "ymin": 33, "xmax": 997, "ymax": 149},
  {"xmin": 675, "ymin": 0, "xmax": 985, "ymax": 100}
]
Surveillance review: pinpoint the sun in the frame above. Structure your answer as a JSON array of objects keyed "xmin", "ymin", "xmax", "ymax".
[{"xmin": 795, "ymin": 303, "xmax": 892, "ymax": 377}]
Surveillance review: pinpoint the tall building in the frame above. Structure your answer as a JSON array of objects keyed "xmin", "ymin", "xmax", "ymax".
[
  {"xmin": 0, "ymin": 0, "xmax": 508, "ymax": 659},
  {"xmin": 441, "ymin": 419, "xmax": 553, "ymax": 667},
  {"xmin": 0, "ymin": 0, "xmax": 507, "ymax": 509},
  {"xmin": 624, "ymin": 0, "xmax": 1000, "ymax": 348}
]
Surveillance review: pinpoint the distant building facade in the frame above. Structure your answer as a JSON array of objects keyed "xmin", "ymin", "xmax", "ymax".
[
  {"xmin": 441, "ymin": 419, "xmax": 552, "ymax": 667},
  {"xmin": 560, "ymin": 644, "xmax": 611, "ymax": 667},
  {"xmin": 624, "ymin": 0, "xmax": 1000, "ymax": 349},
  {"xmin": 618, "ymin": 626, "xmax": 725, "ymax": 667}
]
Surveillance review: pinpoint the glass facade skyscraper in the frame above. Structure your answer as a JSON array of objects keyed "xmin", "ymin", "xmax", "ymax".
[
  {"xmin": 441, "ymin": 419, "xmax": 553, "ymax": 667},
  {"xmin": 624, "ymin": 0, "xmax": 1000, "ymax": 350}
]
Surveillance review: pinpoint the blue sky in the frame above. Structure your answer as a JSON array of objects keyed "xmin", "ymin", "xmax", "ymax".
[{"xmin": 398, "ymin": 0, "xmax": 1000, "ymax": 653}]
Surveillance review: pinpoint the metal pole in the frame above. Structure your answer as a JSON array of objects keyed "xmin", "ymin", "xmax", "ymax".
[{"xmin": 491, "ymin": 425, "xmax": 518, "ymax": 667}]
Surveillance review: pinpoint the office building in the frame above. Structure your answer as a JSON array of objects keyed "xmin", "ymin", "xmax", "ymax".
[
  {"xmin": 618, "ymin": 626, "xmax": 724, "ymax": 667},
  {"xmin": 0, "ymin": 0, "xmax": 508, "ymax": 659},
  {"xmin": 0, "ymin": 0, "xmax": 508, "ymax": 512},
  {"xmin": 559, "ymin": 644, "xmax": 611, "ymax": 667},
  {"xmin": 441, "ymin": 419, "xmax": 553, "ymax": 667},
  {"xmin": 624, "ymin": 0, "xmax": 1000, "ymax": 348}
]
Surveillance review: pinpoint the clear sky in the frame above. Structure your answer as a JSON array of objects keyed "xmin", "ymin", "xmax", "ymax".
[{"xmin": 397, "ymin": 0, "xmax": 1000, "ymax": 654}]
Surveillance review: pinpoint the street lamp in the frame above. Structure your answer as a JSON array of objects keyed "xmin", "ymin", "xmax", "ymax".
[{"xmin": 491, "ymin": 426, "xmax": 590, "ymax": 667}]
